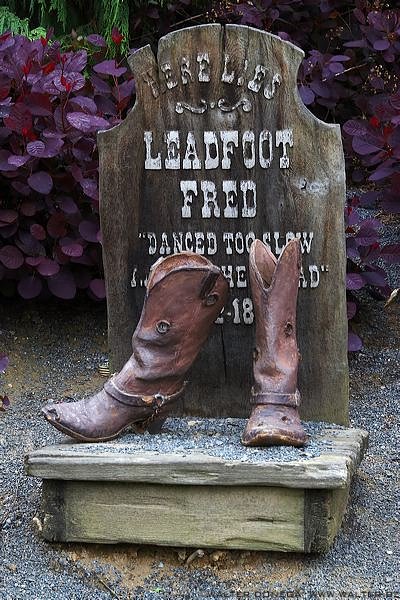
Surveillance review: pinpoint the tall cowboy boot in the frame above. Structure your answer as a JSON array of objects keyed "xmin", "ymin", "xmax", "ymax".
[
  {"xmin": 42, "ymin": 252, "xmax": 229, "ymax": 442},
  {"xmin": 241, "ymin": 238, "xmax": 307, "ymax": 447}
]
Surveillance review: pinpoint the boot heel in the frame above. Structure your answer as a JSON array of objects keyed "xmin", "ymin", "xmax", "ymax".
[{"xmin": 147, "ymin": 416, "xmax": 167, "ymax": 434}]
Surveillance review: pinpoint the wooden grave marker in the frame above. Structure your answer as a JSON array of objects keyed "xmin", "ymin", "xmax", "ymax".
[{"xmin": 98, "ymin": 24, "xmax": 348, "ymax": 424}]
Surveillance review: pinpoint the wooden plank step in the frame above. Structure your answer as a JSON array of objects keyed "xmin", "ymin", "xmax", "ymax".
[
  {"xmin": 26, "ymin": 422, "xmax": 367, "ymax": 488},
  {"xmin": 25, "ymin": 420, "xmax": 368, "ymax": 552}
]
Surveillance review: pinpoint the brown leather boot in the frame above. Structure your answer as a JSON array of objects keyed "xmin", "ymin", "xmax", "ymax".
[
  {"xmin": 42, "ymin": 252, "xmax": 229, "ymax": 442},
  {"xmin": 241, "ymin": 238, "xmax": 307, "ymax": 447}
]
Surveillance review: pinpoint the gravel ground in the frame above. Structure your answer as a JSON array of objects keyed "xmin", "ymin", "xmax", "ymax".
[
  {"xmin": 52, "ymin": 418, "xmax": 346, "ymax": 462},
  {"xmin": 0, "ymin": 295, "xmax": 399, "ymax": 600}
]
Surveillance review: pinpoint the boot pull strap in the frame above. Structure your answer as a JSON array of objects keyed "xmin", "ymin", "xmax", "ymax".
[
  {"xmin": 104, "ymin": 378, "xmax": 187, "ymax": 408},
  {"xmin": 251, "ymin": 389, "xmax": 300, "ymax": 408}
]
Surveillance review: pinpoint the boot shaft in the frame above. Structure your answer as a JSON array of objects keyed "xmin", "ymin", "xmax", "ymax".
[
  {"xmin": 250, "ymin": 239, "xmax": 301, "ymax": 395},
  {"xmin": 117, "ymin": 252, "xmax": 229, "ymax": 395}
]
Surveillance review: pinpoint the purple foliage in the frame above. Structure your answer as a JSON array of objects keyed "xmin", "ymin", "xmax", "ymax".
[
  {"xmin": 0, "ymin": 31, "xmax": 135, "ymax": 301},
  {"xmin": 345, "ymin": 198, "xmax": 393, "ymax": 351},
  {"xmin": 221, "ymin": 2, "xmax": 400, "ymax": 216},
  {"xmin": 348, "ymin": 331, "xmax": 363, "ymax": 352}
]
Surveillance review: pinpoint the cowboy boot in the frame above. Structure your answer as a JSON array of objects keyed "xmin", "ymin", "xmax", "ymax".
[
  {"xmin": 241, "ymin": 238, "xmax": 307, "ymax": 447},
  {"xmin": 42, "ymin": 252, "xmax": 229, "ymax": 442}
]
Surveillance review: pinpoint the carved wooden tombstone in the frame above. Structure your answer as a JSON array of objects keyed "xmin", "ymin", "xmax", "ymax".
[{"xmin": 98, "ymin": 24, "xmax": 348, "ymax": 424}]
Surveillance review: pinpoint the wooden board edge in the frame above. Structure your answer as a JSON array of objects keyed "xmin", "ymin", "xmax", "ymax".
[
  {"xmin": 26, "ymin": 453, "xmax": 349, "ymax": 489},
  {"xmin": 41, "ymin": 480, "xmax": 67, "ymax": 542},
  {"xmin": 37, "ymin": 480, "xmax": 355, "ymax": 552},
  {"xmin": 25, "ymin": 427, "xmax": 368, "ymax": 489},
  {"xmin": 303, "ymin": 486, "xmax": 349, "ymax": 553},
  {"xmin": 303, "ymin": 427, "xmax": 367, "ymax": 552}
]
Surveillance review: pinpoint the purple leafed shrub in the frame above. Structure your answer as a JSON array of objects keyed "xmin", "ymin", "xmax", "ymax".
[
  {"xmin": 0, "ymin": 30, "xmax": 134, "ymax": 300},
  {"xmin": 345, "ymin": 197, "xmax": 392, "ymax": 351},
  {"xmin": 343, "ymin": 98, "xmax": 400, "ymax": 214},
  {"xmin": 226, "ymin": 3, "xmax": 400, "ymax": 210}
]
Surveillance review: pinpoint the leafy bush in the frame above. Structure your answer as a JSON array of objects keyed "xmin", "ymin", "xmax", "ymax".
[
  {"xmin": 223, "ymin": 3, "xmax": 400, "ymax": 207},
  {"xmin": 0, "ymin": 30, "xmax": 134, "ymax": 300},
  {"xmin": 345, "ymin": 197, "xmax": 393, "ymax": 350},
  {"xmin": 0, "ymin": 0, "xmax": 208, "ymax": 49}
]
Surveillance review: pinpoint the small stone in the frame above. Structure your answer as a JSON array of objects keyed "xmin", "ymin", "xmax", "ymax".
[
  {"xmin": 210, "ymin": 550, "xmax": 226, "ymax": 562},
  {"xmin": 6, "ymin": 564, "xmax": 17, "ymax": 573},
  {"xmin": 185, "ymin": 549, "xmax": 205, "ymax": 565},
  {"xmin": 158, "ymin": 561, "xmax": 164, "ymax": 568},
  {"xmin": 32, "ymin": 516, "xmax": 43, "ymax": 533},
  {"xmin": 177, "ymin": 549, "xmax": 187, "ymax": 562},
  {"xmin": 385, "ymin": 549, "xmax": 393, "ymax": 555}
]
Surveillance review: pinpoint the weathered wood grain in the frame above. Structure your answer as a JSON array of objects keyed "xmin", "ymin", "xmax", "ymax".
[
  {"xmin": 39, "ymin": 479, "xmax": 352, "ymax": 551},
  {"xmin": 304, "ymin": 486, "xmax": 349, "ymax": 553},
  {"xmin": 42, "ymin": 481, "xmax": 305, "ymax": 551},
  {"xmin": 41, "ymin": 480, "xmax": 66, "ymax": 543},
  {"xmin": 26, "ymin": 427, "xmax": 368, "ymax": 489},
  {"xmin": 98, "ymin": 24, "xmax": 348, "ymax": 423}
]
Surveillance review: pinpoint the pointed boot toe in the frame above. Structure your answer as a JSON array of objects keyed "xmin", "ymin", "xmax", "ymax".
[
  {"xmin": 41, "ymin": 400, "xmax": 83, "ymax": 431},
  {"xmin": 42, "ymin": 401, "xmax": 75, "ymax": 436},
  {"xmin": 41, "ymin": 394, "xmax": 99, "ymax": 441},
  {"xmin": 41, "ymin": 389, "xmax": 152, "ymax": 442}
]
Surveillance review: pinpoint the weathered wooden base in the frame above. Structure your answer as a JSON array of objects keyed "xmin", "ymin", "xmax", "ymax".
[{"xmin": 26, "ymin": 423, "xmax": 367, "ymax": 553}]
